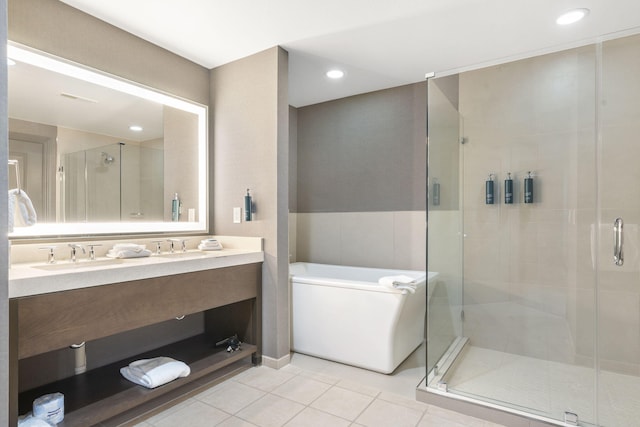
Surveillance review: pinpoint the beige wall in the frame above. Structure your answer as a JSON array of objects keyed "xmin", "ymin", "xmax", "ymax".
[
  {"xmin": 211, "ymin": 47, "xmax": 290, "ymax": 360},
  {"xmin": 0, "ymin": 0, "xmax": 9, "ymax": 423},
  {"xmin": 8, "ymin": 0, "xmax": 209, "ymax": 105}
]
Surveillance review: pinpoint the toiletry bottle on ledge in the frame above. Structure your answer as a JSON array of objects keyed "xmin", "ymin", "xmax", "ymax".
[{"xmin": 172, "ymin": 193, "xmax": 181, "ymax": 221}]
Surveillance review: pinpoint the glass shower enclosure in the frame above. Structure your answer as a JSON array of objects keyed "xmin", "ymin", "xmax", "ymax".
[{"xmin": 425, "ymin": 33, "xmax": 640, "ymax": 426}]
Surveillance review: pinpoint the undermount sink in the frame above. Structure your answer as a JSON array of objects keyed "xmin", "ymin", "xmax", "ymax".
[
  {"xmin": 156, "ymin": 251, "xmax": 214, "ymax": 259},
  {"xmin": 33, "ymin": 258, "xmax": 126, "ymax": 271}
]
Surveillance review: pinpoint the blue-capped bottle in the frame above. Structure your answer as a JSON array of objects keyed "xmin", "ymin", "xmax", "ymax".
[
  {"xmin": 504, "ymin": 173, "xmax": 513, "ymax": 204},
  {"xmin": 486, "ymin": 174, "xmax": 495, "ymax": 205},
  {"xmin": 524, "ymin": 171, "xmax": 534, "ymax": 204},
  {"xmin": 432, "ymin": 178, "xmax": 440, "ymax": 206},
  {"xmin": 244, "ymin": 189, "xmax": 252, "ymax": 221}
]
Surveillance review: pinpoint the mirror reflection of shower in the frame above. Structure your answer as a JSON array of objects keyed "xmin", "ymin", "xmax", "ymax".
[
  {"xmin": 100, "ymin": 151, "xmax": 115, "ymax": 166},
  {"xmin": 61, "ymin": 142, "xmax": 164, "ymax": 222}
]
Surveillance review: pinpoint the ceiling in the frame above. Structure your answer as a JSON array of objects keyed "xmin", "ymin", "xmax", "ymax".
[{"xmin": 58, "ymin": 0, "xmax": 640, "ymax": 107}]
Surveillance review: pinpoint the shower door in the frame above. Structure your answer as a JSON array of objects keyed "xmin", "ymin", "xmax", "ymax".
[{"xmin": 597, "ymin": 33, "xmax": 640, "ymax": 427}]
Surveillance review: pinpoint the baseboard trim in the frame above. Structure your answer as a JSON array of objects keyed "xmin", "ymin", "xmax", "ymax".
[{"xmin": 262, "ymin": 353, "xmax": 291, "ymax": 369}]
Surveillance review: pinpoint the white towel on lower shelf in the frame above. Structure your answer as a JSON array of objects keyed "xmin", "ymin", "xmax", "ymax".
[{"xmin": 120, "ymin": 357, "xmax": 190, "ymax": 389}]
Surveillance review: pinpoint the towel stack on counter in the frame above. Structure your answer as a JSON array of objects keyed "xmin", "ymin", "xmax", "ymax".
[
  {"xmin": 198, "ymin": 238, "xmax": 223, "ymax": 251},
  {"xmin": 120, "ymin": 357, "xmax": 190, "ymax": 389},
  {"xmin": 107, "ymin": 243, "xmax": 152, "ymax": 259}
]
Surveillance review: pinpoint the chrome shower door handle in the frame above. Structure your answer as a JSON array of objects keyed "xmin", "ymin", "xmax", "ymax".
[{"xmin": 614, "ymin": 217, "xmax": 624, "ymax": 266}]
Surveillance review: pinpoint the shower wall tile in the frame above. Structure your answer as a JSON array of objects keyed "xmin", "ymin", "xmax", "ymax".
[
  {"xmin": 295, "ymin": 213, "xmax": 342, "ymax": 265},
  {"xmin": 458, "ymin": 45, "xmax": 597, "ymax": 365},
  {"xmin": 393, "ymin": 211, "xmax": 426, "ymax": 270},
  {"xmin": 295, "ymin": 211, "xmax": 425, "ymax": 271},
  {"xmin": 340, "ymin": 212, "xmax": 394, "ymax": 268},
  {"xmin": 597, "ymin": 289, "xmax": 640, "ymax": 372}
]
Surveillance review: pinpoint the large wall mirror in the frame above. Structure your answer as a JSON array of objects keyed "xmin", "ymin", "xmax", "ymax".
[{"xmin": 7, "ymin": 43, "xmax": 208, "ymax": 238}]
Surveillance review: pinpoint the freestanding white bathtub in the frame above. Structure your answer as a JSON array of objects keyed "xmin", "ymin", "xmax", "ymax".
[{"xmin": 290, "ymin": 262, "xmax": 438, "ymax": 374}]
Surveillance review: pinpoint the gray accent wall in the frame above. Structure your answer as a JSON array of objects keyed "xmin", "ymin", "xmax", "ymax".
[
  {"xmin": 211, "ymin": 47, "xmax": 290, "ymax": 360},
  {"xmin": 296, "ymin": 82, "xmax": 426, "ymax": 213}
]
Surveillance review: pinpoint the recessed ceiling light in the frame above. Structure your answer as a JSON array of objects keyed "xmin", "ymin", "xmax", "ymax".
[
  {"xmin": 556, "ymin": 8, "xmax": 589, "ymax": 25},
  {"xmin": 129, "ymin": 125, "xmax": 143, "ymax": 132},
  {"xmin": 326, "ymin": 69, "xmax": 345, "ymax": 79}
]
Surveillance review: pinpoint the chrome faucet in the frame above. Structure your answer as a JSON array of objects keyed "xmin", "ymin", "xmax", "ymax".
[
  {"xmin": 86, "ymin": 244, "xmax": 101, "ymax": 261},
  {"xmin": 39, "ymin": 246, "xmax": 57, "ymax": 264},
  {"xmin": 68, "ymin": 244, "xmax": 86, "ymax": 262},
  {"xmin": 167, "ymin": 238, "xmax": 187, "ymax": 253}
]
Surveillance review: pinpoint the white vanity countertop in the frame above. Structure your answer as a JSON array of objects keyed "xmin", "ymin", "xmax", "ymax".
[{"xmin": 9, "ymin": 236, "xmax": 264, "ymax": 298}]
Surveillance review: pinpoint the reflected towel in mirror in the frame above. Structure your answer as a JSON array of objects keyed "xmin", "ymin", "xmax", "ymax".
[{"xmin": 8, "ymin": 188, "xmax": 37, "ymax": 232}]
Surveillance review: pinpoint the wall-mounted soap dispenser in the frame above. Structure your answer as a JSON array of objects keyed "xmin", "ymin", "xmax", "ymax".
[
  {"xmin": 504, "ymin": 173, "xmax": 513, "ymax": 204},
  {"xmin": 432, "ymin": 178, "xmax": 440, "ymax": 206},
  {"xmin": 244, "ymin": 189, "xmax": 252, "ymax": 221},
  {"xmin": 524, "ymin": 171, "xmax": 534, "ymax": 203},
  {"xmin": 486, "ymin": 174, "xmax": 495, "ymax": 204}
]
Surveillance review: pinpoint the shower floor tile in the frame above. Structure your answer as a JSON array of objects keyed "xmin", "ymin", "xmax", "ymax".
[{"xmin": 445, "ymin": 345, "xmax": 640, "ymax": 426}]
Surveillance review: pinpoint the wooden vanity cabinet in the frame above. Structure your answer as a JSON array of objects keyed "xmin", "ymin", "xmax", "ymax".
[{"xmin": 9, "ymin": 262, "xmax": 262, "ymax": 426}]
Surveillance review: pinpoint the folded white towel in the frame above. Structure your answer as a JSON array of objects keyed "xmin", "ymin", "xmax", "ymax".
[
  {"xmin": 17, "ymin": 415, "xmax": 54, "ymax": 427},
  {"xmin": 112, "ymin": 243, "xmax": 146, "ymax": 251},
  {"xmin": 198, "ymin": 239, "xmax": 222, "ymax": 251},
  {"xmin": 107, "ymin": 249, "xmax": 152, "ymax": 258},
  {"xmin": 8, "ymin": 189, "xmax": 37, "ymax": 232},
  {"xmin": 120, "ymin": 357, "xmax": 190, "ymax": 389}
]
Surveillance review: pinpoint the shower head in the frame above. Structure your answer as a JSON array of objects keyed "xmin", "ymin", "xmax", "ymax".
[{"xmin": 101, "ymin": 152, "xmax": 115, "ymax": 165}]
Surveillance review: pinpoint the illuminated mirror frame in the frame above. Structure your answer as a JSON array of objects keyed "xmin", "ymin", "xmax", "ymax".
[{"xmin": 8, "ymin": 43, "xmax": 208, "ymax": 237}]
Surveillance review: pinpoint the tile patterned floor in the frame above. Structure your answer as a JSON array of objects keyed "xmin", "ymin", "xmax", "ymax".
[{"xmin": 133, "ymin": 351, "xmax": 504, "ymax": 427}]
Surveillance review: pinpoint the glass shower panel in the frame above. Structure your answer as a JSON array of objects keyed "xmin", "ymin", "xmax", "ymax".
[
  {"xmin": 86, "ymin": 144, "xmax": 121, "ymax": 221},
  {"xmin": 427, "ymin": 44, "xmax": 599, "ymax": 425},
  {"xmin": 61, "ymin": 150, "xmax": 87, "ymax": 222},
  {"xmin": 426, "ymin": 76, "xmax": 464, "ymax": 376},
  {"xmin": 598, "ymin": 33, "xmax": 640, "ymax": 427}
]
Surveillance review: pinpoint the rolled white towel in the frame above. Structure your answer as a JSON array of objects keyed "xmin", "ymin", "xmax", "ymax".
[
  {"xmin": 120, "ymin": 357, "xmax": 190, "ymax": 389},
  {"xmin": 9, "ymin": 189, "xmax": 37, "ymax": 232},
  {"xmin": 379, "ymin": 275, "xmax": 419, "ymax": 293}
]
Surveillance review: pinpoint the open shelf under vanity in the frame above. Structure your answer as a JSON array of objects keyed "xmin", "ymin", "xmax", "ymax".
[
  {"xmin": 19, "ymin": 335, "xmax": 257, "ymax": 426},
  {"xmin": 10, "ymin": 262, "xmax": 263, "ymax": 426}
]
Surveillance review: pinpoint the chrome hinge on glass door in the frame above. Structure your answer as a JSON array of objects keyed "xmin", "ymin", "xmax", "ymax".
[{"xmin": 614, "ymin": 217, "xmax": 624, "ymax": 266}]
